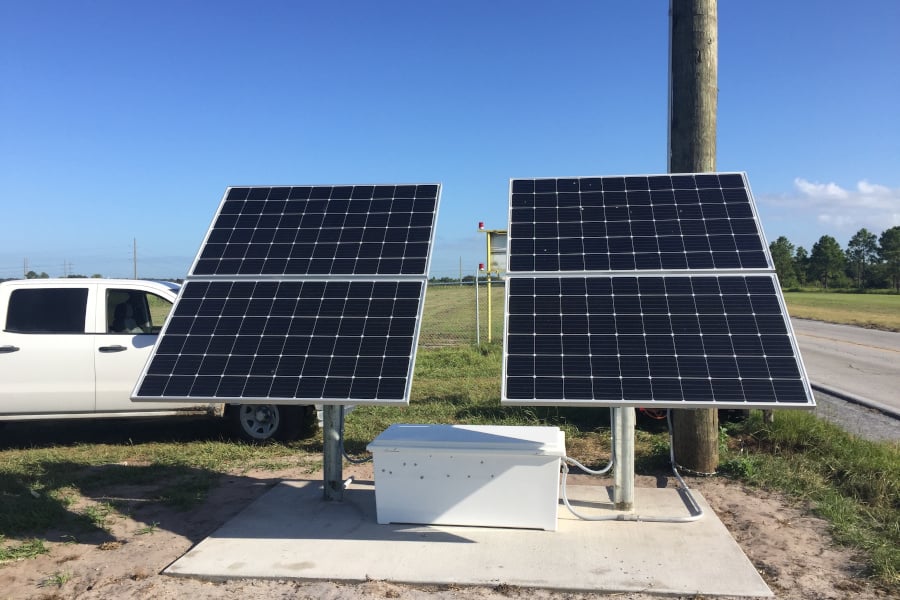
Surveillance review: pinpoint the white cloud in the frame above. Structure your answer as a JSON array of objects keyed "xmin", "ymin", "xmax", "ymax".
[
  {"xmin": 794, "ymin": 178, "xmax": 900, "ymax": 213},
  {"xmin": 856, "ymin": 180, "xmax": 892, "ymax": 196},
  {"xmin": 761, "ymin": 178, "xmax": 900, "ymax": 241},
  {"xmin": 794, "ymin": 178, "xmax": 849, "ymax": 200}
]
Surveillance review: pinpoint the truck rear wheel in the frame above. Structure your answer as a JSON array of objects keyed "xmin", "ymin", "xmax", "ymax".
[{"xmin": 230, "ymin": 404, "xmax": 315, "ymax": 443}]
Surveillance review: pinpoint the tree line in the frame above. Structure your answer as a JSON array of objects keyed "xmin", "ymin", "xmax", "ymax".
[{"xmin": 770, "ymin": 226, "xmax": 900, "ymax": 292}]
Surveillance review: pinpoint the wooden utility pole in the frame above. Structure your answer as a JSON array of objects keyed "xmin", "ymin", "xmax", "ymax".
[{"xmin": 669, "ymin": 0, "xmax": 719, "ymax": 474}]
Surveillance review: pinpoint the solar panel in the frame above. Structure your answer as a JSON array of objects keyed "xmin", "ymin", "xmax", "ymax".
[
  {"xmin": 133, "ymin": 184, "xmax": 440, "ymax": 406},
  {"xmin": 502, "ymin": 173, "xmax": 814, "ymax": 409},
  {"xmin": 505, "ymin": 274, "xmax": 810, "ymax": 406},
  {"xmin": 193, "ymin": 185, "xmax": 439, "ymax": 277},
  {"xmin": 508, "ymin": 173, "xmax": 769, "ymax": 273}
]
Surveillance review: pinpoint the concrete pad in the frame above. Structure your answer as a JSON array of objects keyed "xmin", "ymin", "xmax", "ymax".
[{"xmin": 167, "ymin": 480, "xmax": 771, "ymax": 597}]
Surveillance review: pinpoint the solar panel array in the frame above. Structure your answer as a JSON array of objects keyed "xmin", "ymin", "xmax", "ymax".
[
  {"xmin": 133, "ymin": 184, "xmax": 439, "ymax": 406},
  {"xmin": 502, "ymin": 173, "xmax": 814, "ymax": 409}
]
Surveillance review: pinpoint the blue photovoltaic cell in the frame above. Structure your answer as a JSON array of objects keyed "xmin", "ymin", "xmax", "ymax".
[
  {"xmin": 134, "ymin": 183, "xmax": 439, "ymax": 406},
  {"xmin": 507, "ymin": 173, "xmax": 768, "ymax": 273},
  {"xmin": 192, "ymin": 185, "xmax": 439, "ymax": 277}
]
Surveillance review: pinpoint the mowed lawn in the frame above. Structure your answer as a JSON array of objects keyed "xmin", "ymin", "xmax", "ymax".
[
  {"xmin": 419, "ymin": 284, "xmax": 505, "ymax": 347},
  {"xmin": 783, "ymin": 292, "xmax": 900, "ymax": 332}
]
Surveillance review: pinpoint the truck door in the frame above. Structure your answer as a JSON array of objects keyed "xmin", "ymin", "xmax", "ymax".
[
  {"xmin": 0, "ymin": 286, "xmax": 96, "ymax": 415},
  {"xmin": 95, "ymin": 287, "xmax": 204, "ymax": 412}
]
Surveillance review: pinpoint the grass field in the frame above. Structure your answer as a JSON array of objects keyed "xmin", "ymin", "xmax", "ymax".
[
  {"xmin": 783, "ymin": 292, "xmax": 900, "ymax": 331},
  {"xmin": 147, "ymin": 293, "xmax": 173, "ymax": 326},
  {"xmin": 419, "ymin": 283, "xmax": 505, "ymax": 347}
]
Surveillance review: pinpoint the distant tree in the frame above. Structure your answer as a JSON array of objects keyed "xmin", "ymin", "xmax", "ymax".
[
  {"xmin": 809, "ymin": 235, "xmax": 846, "ymax": 289},
  {"xmin": 91, "ymin": 274, "xmax": 103, "ymax": 278},
  {"xmin": 793, "ymin": 246, "xmax": 810, "ymax": 286},
  {"xmin": 879, "ymin": 226, "xmax": 900, "ymax": 292},
  {"xmin": 25, "ymin": 270, "xmax": 38, "ymax": 279},
  {"xmin": 39, "ymin": 272, "xmax": 49, "ymax": 278},
  {"xmin": 845, "ymin": 228, "xmax": 879, "ymax": 288},
  {"xmin": 769, "ymin": 236, "xmax": 798, "ymax": 288}
]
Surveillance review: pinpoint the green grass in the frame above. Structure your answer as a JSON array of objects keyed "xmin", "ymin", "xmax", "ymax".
[
  {"xmin": 0, "ymin": 537, "xmax": 48, "ymax": 562},
  {"xmin": 82, "ymin": 502, "xmax": 116, "ymax": 530},
  {"xmin": 135, "ymin": 522, "xmax": 159, "ymax": 535},
  {"xmin": 40, "ymin": 569, "xmax": 72, "ymax": 588},
  {"xmin": 147, "ymin": 293, "xmax": 173, "ymax": 327},
  {"xmin": 419, "ymin": 284, "xmax": 505, "ymax": 347},
  {"xmin": 0, "ymin": 438, "xmax": 318, "ymax": 538},
  {"xmin": 783, "ymin": 291, "xmax": 900, "ymax": 331},
  {"xmin": 721, "ymin": 411, "xmax": 900, "ymax": 585},
  {"xmin": 343, "ymin": 345, "xmax": 615, "ymax": 459}
]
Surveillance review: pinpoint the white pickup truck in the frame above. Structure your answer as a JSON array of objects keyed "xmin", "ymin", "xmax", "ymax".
[{"xmin": 0, "ymin": 278, "xmax": 315, "ymax": 441}]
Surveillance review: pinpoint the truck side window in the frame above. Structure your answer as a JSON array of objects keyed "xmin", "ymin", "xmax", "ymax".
[
  {"xmin": 6, "ymin": 288, "xmax": 89, "ymax": 334},
  {"xmin": 107, "ymin": 290, "xmax": 173, "ymax": 334}
]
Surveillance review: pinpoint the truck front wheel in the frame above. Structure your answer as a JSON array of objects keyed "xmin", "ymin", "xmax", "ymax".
[{"xmin": 230, "ymin": 404, "xmax": 305, "ymax": 443}]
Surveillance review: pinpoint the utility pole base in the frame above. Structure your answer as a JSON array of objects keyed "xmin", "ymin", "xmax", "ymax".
[{"xmin": 671, "ymin": 409, "xmax": 719, "ymax": 475}]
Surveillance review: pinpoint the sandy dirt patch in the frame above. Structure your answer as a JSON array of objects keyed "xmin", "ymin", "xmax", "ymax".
[{"xmin": 0, "ymin": 462, "xmax": 893, "ymax": 600}]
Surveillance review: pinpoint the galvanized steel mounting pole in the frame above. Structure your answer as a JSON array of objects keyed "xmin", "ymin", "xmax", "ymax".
[
  {"xmin": 323, "ymin": 404, "xmax": 343, "ymax": 501},
  {"xmin": 613, "ymin": 407, "xmax": 635, "ymax": 511}
]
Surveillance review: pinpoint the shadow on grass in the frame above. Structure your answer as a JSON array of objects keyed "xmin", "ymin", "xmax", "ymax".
[
  {"xmin": 0, "ymin": 415, "xmax": 229, "ymax": 451},
  {"xmin": 0, "ymin": 460, "xmax": 214, "ymax": 541},
  {"xmin": 0, "ymin": 458, "xmax": 293, "ymax": 549},
  {"xmin": 0, "ymin": 418, "xmax": 304, "ymax": 546}
]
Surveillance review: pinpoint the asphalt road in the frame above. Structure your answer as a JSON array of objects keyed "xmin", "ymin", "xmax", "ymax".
[
  {"xmin": 790, "ymin": 319, "xmax": 900, "ymax": 437},
  {"xmin": 811, "ymin": 389, "xmax": 900, "ymax": 442}
]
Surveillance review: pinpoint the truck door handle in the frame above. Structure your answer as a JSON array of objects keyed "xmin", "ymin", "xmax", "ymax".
[
  {"xmin": 98, "ymin": 345, "xmax": 127, "ymax": 353},
  {"xmin": 0, "ymin": 345, "xmax": 20, "ymax": 354}
]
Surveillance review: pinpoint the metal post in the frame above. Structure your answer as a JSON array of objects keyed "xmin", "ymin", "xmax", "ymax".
[
  {"xmin": 613, "ymin": 407, "xmax": 635, "ymax": 511},
  {"xmin": 475, "ymin": 269, "xmax": 481, "ymax": 345},
  {"xmin": 322, "ymin": 404, "xmax": 343, "ymax": 501},
  {"xmin": 485, "ymin": 231, "xmax": 493, "ymax": 343},
  {"xmin": 486, "ymin": 273, "xmax": 493, "ymax": 343}
]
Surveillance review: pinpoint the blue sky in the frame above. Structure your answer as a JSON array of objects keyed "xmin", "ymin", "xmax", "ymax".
[{"xmin": 1, "ymin": 1, "xmax": 898, "ymax": 279}]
